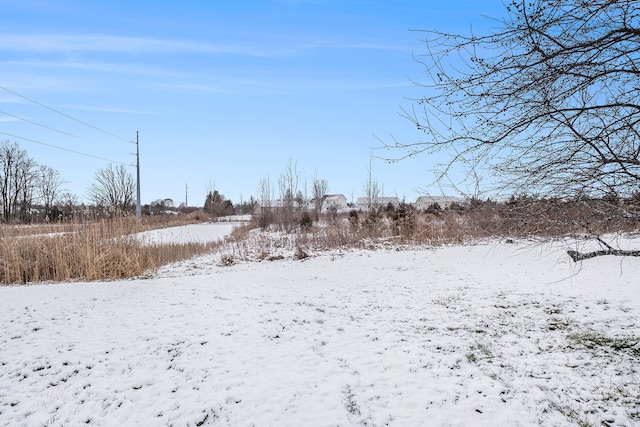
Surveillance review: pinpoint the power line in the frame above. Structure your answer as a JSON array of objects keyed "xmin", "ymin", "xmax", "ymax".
[
  {"xmin": 0, "ymin": 131, "xmax": 128, "ymax": 166},
  {"xmin": 0, "ymin": 110, "xmax": 77, "ymax": 137},
  {"xmin": 0, "ymin": 85, "xmax": 131, "ymax": 143}
]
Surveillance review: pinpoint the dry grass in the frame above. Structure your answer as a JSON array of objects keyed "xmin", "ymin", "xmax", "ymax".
[
  {"xmin": 4, "ymin": 198, "xmax": 637, "ymax": 285},
  {"xmin": 0, "ymin": 211, "xmax": 207, "ymax": 238},
  {"xmin": 0, "ymin": 215, "xmax": 218, "ymax": 285},
  {"xmin": 227, "ymin": 200, "xmax": 639, "ymax": 262}
]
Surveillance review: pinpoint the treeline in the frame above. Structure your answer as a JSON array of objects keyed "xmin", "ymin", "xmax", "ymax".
[
  {"xmin": 0, "ymin": 141, "xmax": 67, "ymax": 223},
  {"xmin": 0, "ymin": 141, "xmax": 145, "ymax": 224}
]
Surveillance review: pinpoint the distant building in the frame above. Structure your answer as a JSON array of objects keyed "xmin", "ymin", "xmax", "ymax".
[
  {"xmin": 255, "ymin": 195, "xmax": 349, "ymax": 215},
  {"xmin": 255, "ymin": 199, "xmax": 281, "ymax": 216},
  {"xmin": 321, "ymin": 194, "xmax": 349, "ymax": 213},
  {"xmin": 355, "ymin": 196, "xmax": 401, "ymax": 211},
  {"xmin": 414, "ymin": 195, "xmax": 463, "ymax": 210}
]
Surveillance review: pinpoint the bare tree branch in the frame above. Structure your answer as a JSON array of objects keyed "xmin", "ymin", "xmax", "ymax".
[
  {"xmin": 568, "ymin": 248, "xmax": 640, "ymax": 262},
  {"xmin": 388, "ymin": 0, "xmax": 640, "ymax": 260},
  {"xmin": 393, "ymin": 0, "xmax": 640, "ymax": 200}
]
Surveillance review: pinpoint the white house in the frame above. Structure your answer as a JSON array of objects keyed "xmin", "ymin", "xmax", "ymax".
[
  {"xmin": 414, "ymin": 195, "xmax": 463, "ymax": 210},
  {"xmin": 321, "ymin": 194, "xmax": 349, "ymax": 213},
  {"xmin": 355, "ymin": 196, "xmax": 401, "ymax": 211},
  {"xmin": 254, "ymin": 199, "xmax": 292, "ymax": 215}
]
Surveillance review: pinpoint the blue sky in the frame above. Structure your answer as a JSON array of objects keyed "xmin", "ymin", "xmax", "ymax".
[{"xmin": 0, "ymin": 0, "xmax": 506, "ymax": 207}]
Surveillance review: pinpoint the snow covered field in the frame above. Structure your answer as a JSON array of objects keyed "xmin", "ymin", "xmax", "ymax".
[
  {"xmin": 134, "ymin": 221, "xmax": 239, "ymax": 245},
  {"xmin": 1, "ymin": 223, "xmax": 639, "ymax": 426}
]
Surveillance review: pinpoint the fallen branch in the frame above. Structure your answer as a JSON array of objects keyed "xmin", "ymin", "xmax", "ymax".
[{"xmin": 567, "ymin": 249, "xmax": 640, "ymax": 262}]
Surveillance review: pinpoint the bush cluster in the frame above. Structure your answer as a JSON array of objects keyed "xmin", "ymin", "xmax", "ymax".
[{"xmin": 247, "ymin": 195, "xmax": 639, "ymax": 255}]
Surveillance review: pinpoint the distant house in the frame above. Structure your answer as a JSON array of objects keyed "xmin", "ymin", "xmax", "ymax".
[
  {"xmin": 355, "ymin": 196, "xmax": 400, "ymax": 211},
  {"xmin": 321, "ymin": 194, "xmax": 349, "ymax": 213},
  {"xmin": 414, "ymin": 195, "xmax": 464, "ymax": 211},
  {"xmin": 254, "ymin": 199, "xmax": 281, "ymax": 216}
]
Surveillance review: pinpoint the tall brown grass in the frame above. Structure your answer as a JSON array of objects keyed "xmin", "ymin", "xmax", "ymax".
[
  {"xmin": 226, "ymin": 199, "xmax": 639, "ymax": 262},
  {"xmin": 5, "ymin": 198, "xmax": 637, "ymax": 284},
  {"xmin": 1, "ymin": 215, "xmax": 219, "ymax": 285}
]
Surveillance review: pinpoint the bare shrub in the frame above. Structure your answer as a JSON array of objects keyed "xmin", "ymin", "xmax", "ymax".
[
  {"xmin": 389, "ymin": 202, "xmax": 417, "ymax": 238},
  {"xmin": 219, "ymin": 254, "xmax": 235, "ymax": 266},
  {"xmin": 299, "ymin": 211, "xmax": 313, "ymax": 230},
  {"xmin": 348, "ymin": 210, "xmax": 359, "ymax": 231},
  {"xmin": 294, "ymin": 246, "xmax": 309, "ymax": 260},
  {"xmin": 361, "ymin": 207, "xmax": 385, "ymax": 237},
  {"xmin": 228, "ymin": 195, "xmax": 640, "ymax": 259}
]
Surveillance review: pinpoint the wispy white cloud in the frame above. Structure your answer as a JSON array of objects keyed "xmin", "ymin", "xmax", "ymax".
[
  {"xmin": 0, "ymin": 34, "xmax": 410, "ymax": 57},
  {"xmin": 324, "ymin": 80, "xmax": 413, "ymax": 90},
  {"xmin": 0, "ymin": 74, "xmax": 82, "ymax": 93},
  {"xmin": 1, "ymin": 59, "xmax": 181, "ymax": 78},
  {"xmin": 311, "ymin": 39, "xmax": 411, "ymax": 53},
  {"xmin": 0, "ymin": 95, "xmax": 25, "ymax": 103},
  {"xmin": 57, "ymin": 104, "xmax": 157, "ymax": 115},
  {"xmin": 156, "ymin": 76, "xmax": 412, "ymax": 96},
  {"xmin": 0, "ymin": 34, "xmax": 299, "ymax": 58},
  {"xmin": 0, "ymin": 0, "xmax": 71, "ymax": 13},
  {"xmin": 153, "ymin": 83, "xmax": 228, "ymax": 93},
  {"xmin": 274, "ymin": 0, "xmax": 323, "ymax": 3}
]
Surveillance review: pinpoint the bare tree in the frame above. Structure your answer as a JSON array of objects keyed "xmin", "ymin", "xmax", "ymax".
[
  {"xmin": 278, "ymin": 159, "xmax": 301, "ymax": 232},
  {"xmin": 88, "ymin": 164, "xmax": 135, "ymax": 215},
  {"xmin": 362, "ymin": 155, "xmax": 380, "ymax": 210},
  {"xmin": 301, "ymin": 177, "xmax": 309, "ymax": 212},
  {"xmin": 391, "ymin": 0, "xmax": 640, "ymax": 259},
  {"xmin": 257, "ymin": 175, "xmax": 274, "ymax": 229},
  {"xmin": 38, "ymin": 165, "xmax": 65, "ymax": 221},
  {"xmin": 56, "ymin": 191, "xmax": 79, "ymax": 220},
  {"xmin": 16, "ymin": 155, "xmax": 37, "ymax": 223},
  {"xmin": 311, "ymin": 171, "xmax": 329, "ymax": 221},
  {"xmin": 0, "ymin": 141, "xmax": 37, "ymax": 223}
]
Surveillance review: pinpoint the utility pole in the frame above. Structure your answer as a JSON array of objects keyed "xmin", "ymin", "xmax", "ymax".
[
  {"xmin": 185, "ymin": 183, "xmax": 188, "ymax": 208},
  {"xmin": 136, "ymin": 131, "xmax": 141, "ymax": 218}
]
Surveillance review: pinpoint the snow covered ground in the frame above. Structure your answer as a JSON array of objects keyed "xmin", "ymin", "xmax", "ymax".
[
  {"xmin": 134, "ymin": 222, "xmax": 239, "ymax": 245},
  {"xmin": 1, "ymin": 224, "xmax": 639, "ymax": 426}
]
